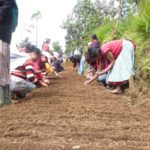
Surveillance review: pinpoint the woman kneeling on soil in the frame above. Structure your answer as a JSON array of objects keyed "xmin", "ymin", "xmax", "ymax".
[{"xmin": 84, "ymin": 39, "xmax": 136, "ymax": 94}]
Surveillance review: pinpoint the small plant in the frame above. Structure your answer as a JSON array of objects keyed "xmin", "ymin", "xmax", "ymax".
[
  {"xmin": 134, "ymin": 100, "xmax": 145, "ymax": 108},
  {"xmin": 123, "ymin": 96, "xmax": 132, "ymax": 103}
]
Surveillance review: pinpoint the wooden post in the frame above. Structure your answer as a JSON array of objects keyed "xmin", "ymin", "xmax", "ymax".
[
  {"xmin": 0, "ymin": 46, "xmax": 11, "ymax": 105},
  {"xmin": 129, "ymin": 75, "xmax": 138, "ymax": 98},
  {"xmin": 0, "ymin": 86, "xmax": 11, "ymax": 105},
  {"xmin": 3, "ymin": 85, "xmax": 11, "ymax": 104},
  {"xmin": 0, "ymin": 87, "xmax": 4, "ymax": 104}
]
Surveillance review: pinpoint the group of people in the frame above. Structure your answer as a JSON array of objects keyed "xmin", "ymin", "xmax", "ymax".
[
  {"xmin": 70, "ymin": 34, "xmax": 136, "ymax": 94},
  {"xmin": 0, "ymin": 0, "xmax": 66, "ymax": 103},
  {"xmin": 10, "ymin": 41, "xmax": 64, "ymax": 99}
]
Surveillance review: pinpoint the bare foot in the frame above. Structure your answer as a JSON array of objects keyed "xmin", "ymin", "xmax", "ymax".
[
  {"xmin": 44, "ymin": 79, "xmax": 51, "ymax": 85},
  {"xmin": 109, "ymin": 85, "xmax": 122, "ymax": 94},
  {"xmin": 42, "ymin": 82, "xmax": 48, "ymax": 87}
]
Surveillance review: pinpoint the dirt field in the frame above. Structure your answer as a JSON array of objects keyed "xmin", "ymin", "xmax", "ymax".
[{"xmin": 0, "ymin": 63, "xmax": 150, "ymax": 150}]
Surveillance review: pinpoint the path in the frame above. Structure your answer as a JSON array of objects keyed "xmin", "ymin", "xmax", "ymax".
[{"xmin": 0, "ymin": 63, "xmax": 150, "ymax": 150}]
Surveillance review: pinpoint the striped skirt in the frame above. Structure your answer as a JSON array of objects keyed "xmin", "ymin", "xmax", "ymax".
[
  {"xmin": 106, "ymin": 40, "xmax": 135, "ymax": 85},
  {"xmin": 0, "ymin": 40, "xmax": 10, "ymax": 86}
]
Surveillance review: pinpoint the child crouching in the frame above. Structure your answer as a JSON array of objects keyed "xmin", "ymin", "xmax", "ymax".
[{"xmin": 10, "ymin": 44, "xmax": 41, "ymax": 99}]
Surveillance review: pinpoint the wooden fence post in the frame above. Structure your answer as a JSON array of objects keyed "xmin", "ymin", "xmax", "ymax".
[
  {"xmin": 0, "ymin": 87, "xmax": 4, "ymax": 104},
  {"xmin": 0, "ymin": 86, "xmax": 11, "ymax": 105},
  {"xmin": 129, "ymin": 75, "xmax": 138, "ymax": 98},
  {"xmin": 3, "ymin": 85, "xmax": 11, "ymax": 104},
  {"xmin": 0, "ymin": 46, "xmax": 11, "ymax": 105}
]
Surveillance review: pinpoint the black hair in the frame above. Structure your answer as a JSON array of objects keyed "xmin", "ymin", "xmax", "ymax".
[
  {"xmin": 91, "ymin": 34, "xmax": 98, "ymax": 40},
  {"xmin": 69, "ymin": 56, "xmax": 73, "ymax": 61},
  {"xmin": 25, "ymin": 44, "xmax": 41, "ymax": 56},
  {"xmin": 87, "ymin": 45, "xmax": 101, "ymax": 59},
  {"xmin": 90, "ymin": 60, "xmax": 96, "ymax": 66},
  {"xmin": 45, "ymin": 38, "xmax": 50, "ymax": 43}
]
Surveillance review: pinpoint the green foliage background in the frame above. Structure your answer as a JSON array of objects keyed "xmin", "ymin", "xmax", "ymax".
[{"xmin": 62, "ymin": 0, "xmax": 150, "ymax": 94}]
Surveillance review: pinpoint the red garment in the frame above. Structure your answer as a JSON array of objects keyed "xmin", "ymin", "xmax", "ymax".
[
  {"xmin": 108, "ymin": 80, "xmax": 128, "ymax": 85},
  {"xmin": 33, "ymin": 58, "xmax": 43, "ymax": 85},
  {"xmin": 93, "ymin": 60, "xmax": 99, "ymax": 70},
  {"xmin": 35, "ymin": 73, "xmax": 43, "ymax": 81},
  {"xmin": 11, "ymin": 59, "xmax": 37, "ymax": 84},
  {"xmin": 33, "ymin": 58, "xmax": 41, "ymax": 71},
  {"xmin": 101, "ymin": 40, "xmax": 123, "ymax": 59},
  {"xmin": 42, "ymin": 43, "xmax": 50, "ymax": 52},
  {"xmin": 102, "ymin": 59, "xmax": 109, "ymax": 70},
  {"xmin": 96, "ymin": 59, "xmax": 109, "ymax": 70},
  {"xmin": 18, "ymin": 48, "xmax": 26, "ymax": 53}
]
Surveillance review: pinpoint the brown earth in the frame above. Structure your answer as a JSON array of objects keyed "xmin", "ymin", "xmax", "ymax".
[{"xmin": 0, "ymin": 63, "xmax": 150, "ymax": 150}]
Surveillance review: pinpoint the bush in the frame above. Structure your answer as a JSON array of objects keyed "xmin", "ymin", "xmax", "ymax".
[
  {"xmin": 132, "ymin": 1, "xmax": 150, "ymax": 40},
  {"xmin": 92, "ymin": 22, "xmax": 115, "ymax": 43}
]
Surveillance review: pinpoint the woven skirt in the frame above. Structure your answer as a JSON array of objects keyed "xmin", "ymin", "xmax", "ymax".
[{"xmin": 106, "ymin": 40, "xmax": 135, "ymax": 85}]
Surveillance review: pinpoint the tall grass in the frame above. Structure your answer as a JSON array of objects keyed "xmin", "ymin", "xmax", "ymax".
[
  {"xmin": 92, "ymin": 22, "xmax": 115, "ymax": 43},
  {"xmin": 132, "ymin": 1, "xmax": 150, "ymax": 40}
]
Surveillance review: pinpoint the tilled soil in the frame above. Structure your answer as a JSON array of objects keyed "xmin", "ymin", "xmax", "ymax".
[{"xmin": 0, "ymin": 63, "xmax": 150, "ymax": 150}]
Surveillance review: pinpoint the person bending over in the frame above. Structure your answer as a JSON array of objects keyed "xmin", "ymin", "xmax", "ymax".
[
  {"xmin": 70, "ymin": 55, "xmax": 81, "ymax": 70},
  {"xmin": 84, "ymin": 39, "xmax": 136, "ymax": 94}
]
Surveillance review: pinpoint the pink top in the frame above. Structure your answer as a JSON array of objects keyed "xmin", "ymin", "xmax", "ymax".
[
  {"xmin": 89, "ymin": 40, "xmax": 99, "ymax": 47},
  {"xmin": 42, "ymin": 43, "xmax": 50, "ymax": 52},
  {"xmin": 101, "ymin": 40, "xmax": 123, "ymax": 59}
]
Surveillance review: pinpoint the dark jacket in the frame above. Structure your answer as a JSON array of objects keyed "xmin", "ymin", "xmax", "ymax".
[
  {"xmin": 52, "ymin": 60, "xmax": 64, "ymax": 72},
  {"xmin": 0, "ymin": 0, "xmax": 18, "ymax": 44},
  {"xmin": 71, "ymin": 55, "xmax": 81, "ymax": 68}
]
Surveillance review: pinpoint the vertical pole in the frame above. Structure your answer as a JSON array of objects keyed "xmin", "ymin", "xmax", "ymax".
[
  {"xmin": 36, "ymin": 18, "xmax": 38, "ymax": 46},
  {"xmin": 0, "ymin": 87, "xmax": 4, "ymax": 104},
  {"xmin": 0, "ymin": 86, "xmax": 11, "ymax": 105},
  {"xmin": 0, "ymin": 46, "xmax": 11, "ymax": 105},
  {"xmin": 129, "ymin": 75, "xmax": 137, "ymax": 99},
  {"xmin": 5, "ymin": 46, "xmax": 11, "ymax": 104},
  {"xmin": 3, "ymin": 85, "xmax": 11, "ymax": 104}
]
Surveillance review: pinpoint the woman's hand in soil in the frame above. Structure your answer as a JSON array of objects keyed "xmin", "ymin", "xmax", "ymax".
[
  {"xmin": 84, "ymin": 80, "xmax": 90, "ymax": 86},
  {"xmin": 96, "ymin": 71, "xmax": 102, "ymax": 76},
  {"xmin": 87, "ymin": 69, "xmax": 93, "ymax": 73}
]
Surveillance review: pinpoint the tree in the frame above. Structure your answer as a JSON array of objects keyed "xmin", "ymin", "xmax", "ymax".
[
  {"xmin": 16, "ymin": 37, "xmax": 31, "ymax": 49},
  {"xmin": 52, "ymin": 41, "xmax": 62, "ymax": 53},
  {"xmin": 62, "ymin": 0, "xmax": 140, "ymax": 53},
  {"xmin": 62, "ymin": 0, "xmax": 99, "ymax": 52},
  {"xmin": 111, "ymin": 0, "xmax": 123, "ymax": 39},
  {"xmin": 31, "ymin": 11, "xmax": 42, "ymax": 46}
]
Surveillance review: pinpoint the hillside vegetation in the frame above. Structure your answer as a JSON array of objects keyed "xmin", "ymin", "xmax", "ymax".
[{"xmin": 62, "ymin": 0, "xmax": 150, "ymax": 95}]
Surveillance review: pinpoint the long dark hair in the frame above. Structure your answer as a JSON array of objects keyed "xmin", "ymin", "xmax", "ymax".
[
  {"xmin": 87, "ymin": 45, "xmax": 101, "ymax": 59},
  {"xmin": 91, "ymin": 34, "xmax": 98, "ymax": 40},
  {"xmin": 91, "ymin": 34, "xmax": 100, "ymax": 45}
]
